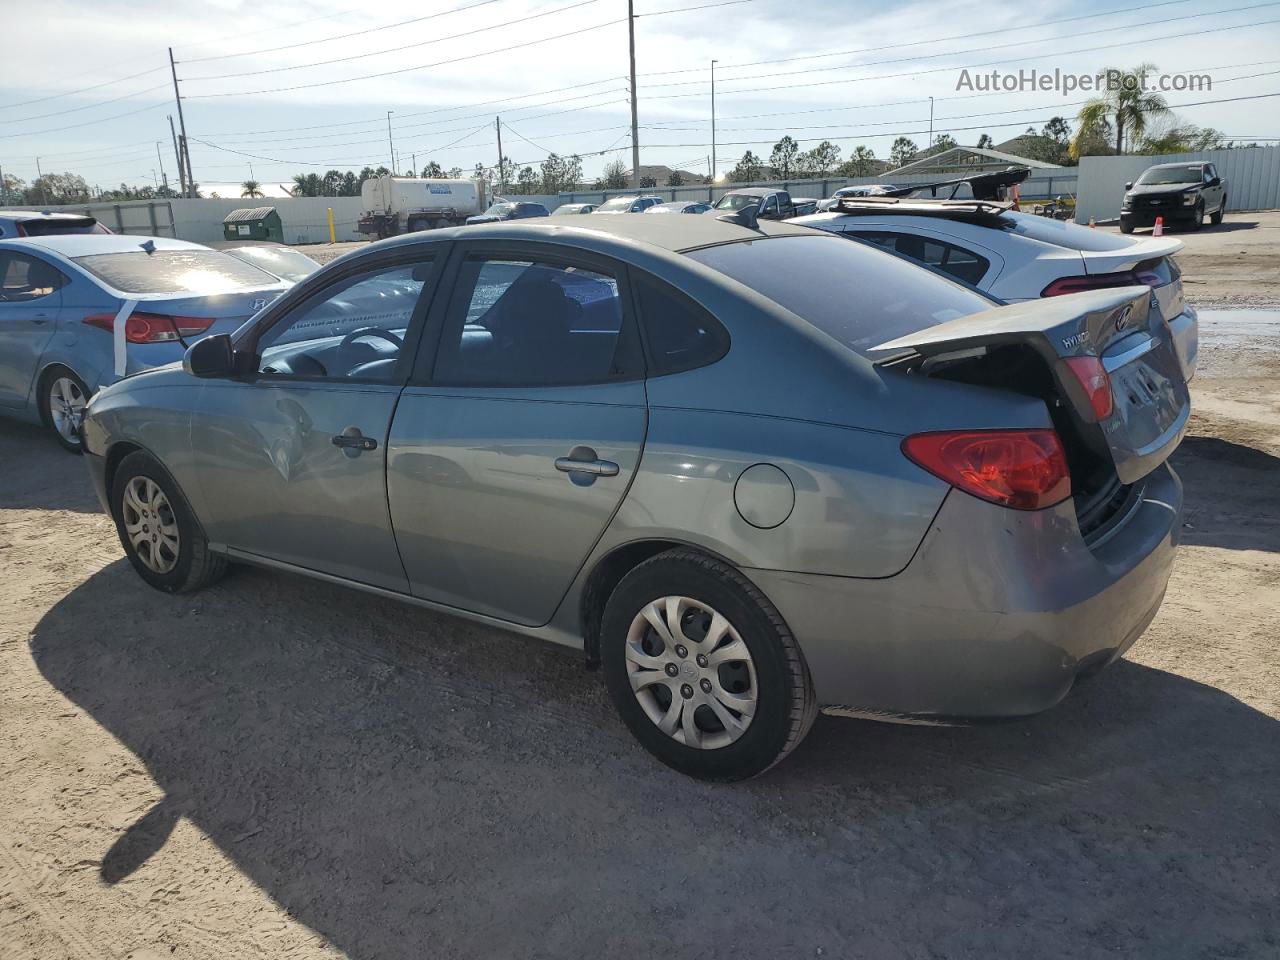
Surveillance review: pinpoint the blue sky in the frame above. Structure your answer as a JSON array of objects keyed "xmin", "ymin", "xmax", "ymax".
[{"xmin": 3, "ymin": 0, "xmax": 1279, "ymax": 194}]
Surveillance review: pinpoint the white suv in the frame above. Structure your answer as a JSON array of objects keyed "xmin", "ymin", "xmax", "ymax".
[{"xmin": 793, "ymin": 201, "xmax": 1198, "ymax": 380}]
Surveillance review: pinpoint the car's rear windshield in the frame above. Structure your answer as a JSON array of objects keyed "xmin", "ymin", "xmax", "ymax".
[
  {"xmin": 713, "ymin": 193, "xmax": 765, "ymax": 211},
  {"xmin": 73, "ymin": 250, "xmax": 278, "ymax": 294},
  {"xmin": 222, "ymin": 245, "xmax": 319, "ymax": 282},
  {"xmin": 685, "ymin": 235, "xmax": 991, "ymax": 357},
  {"xmin": 20, "ymin": 218, "xmax": 110, "ymax": 236},
  {"xmin": 1137, "ymin": 166, "xmax": 1203, "ymax": 185}
]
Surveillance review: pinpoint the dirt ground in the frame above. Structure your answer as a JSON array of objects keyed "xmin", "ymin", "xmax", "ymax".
[{"xmin": 2, "ymin": 216, "xmax": 1278, "ymax": 959}]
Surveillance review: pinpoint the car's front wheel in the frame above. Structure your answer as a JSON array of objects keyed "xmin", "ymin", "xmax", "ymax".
[
  {"xmin": 1211, "ymin": 195, "xmax": 1226, "ymax": 225},
  {"xmin": 38, "ymin": 366, "xmax": 89, "ymax": 453},
  {"xmin": 600, "ymin": 549, "xmax": 816, "ymax": 781},
  {"xmin": 111, "ymin": 451, "xmax": 227, "ymax": 593}
]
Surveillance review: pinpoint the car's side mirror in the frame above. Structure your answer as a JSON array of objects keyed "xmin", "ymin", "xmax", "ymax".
[
  {"xmin": 1124, "ymin": 181, "xmax": 1133, "ymax": 190},
  {"xmin": 1207, "ymin": 176, "xmax": 1221, "ymax": 187},
  {"xmin": 183, "ymin": 333, "xmax": 236, "ymax": 379}
]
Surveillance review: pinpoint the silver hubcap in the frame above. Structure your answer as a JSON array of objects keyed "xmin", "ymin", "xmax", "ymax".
[
  {"xmin": 49, "ymin": 377, "xmax": 86, "ymax": 444},
  {"xmin": 625, "ymin": 596, "xmax": 758, "ymax": 750},
  {"xmin": 121, "ymin": 477, "xmax": 180, "ymax": 574}
]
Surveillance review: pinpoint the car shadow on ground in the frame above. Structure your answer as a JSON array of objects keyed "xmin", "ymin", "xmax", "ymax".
[
  {"xmin": 0, "ymin": 421, "xmax": 101, "ymax": 514},
  {"xmin": 30, "ymin": 558, "xmax": 1280, "ymax": 958},
  {"xmin": 1172, "ymin": 434, "xmax": 1280, "ymax": 553}
]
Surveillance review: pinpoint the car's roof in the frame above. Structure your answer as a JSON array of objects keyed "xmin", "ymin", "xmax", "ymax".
[
  {"xmin": 720, "ymin": 187, "xmax": 779, "ymax": 197},
  {"xmin": 0, "ymin": 234, "xmax": 207, "ymax": 258},
  {"xmin": 0, "ymin": 210, "xmax": 96, "ymax": 222},
  {"xmin": 378, "ymin": 212, "xmax": 817, "ymax": 254},
  {"xmin": 1148, "ymin": 161, "xmax": 1206, "ymax": 169}
]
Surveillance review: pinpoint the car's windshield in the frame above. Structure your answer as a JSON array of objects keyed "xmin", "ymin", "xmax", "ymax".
[
  {"xmin": 223, "ymin": 246, "xmax": 319, "ymax": 282},
  {"xmin": 1138, "ymin": 166, "xmax": 1203, "ymax": 185},
  {"xmin": 73, "ymin": 250, "xmax": 278, "ymax": 294},
  {"xmin": 713, "ymin": 193, "xmax": 762, "ymax": 211},
  {"xmin": 595, "ymin": 197, "xmax": 637, "ymax": 212},
  {"xmin": 686, "ymin": 235, "xmax": 991, "ymax": 357},
  {"xmin": 482, "ymin": 203, "xmax": 516, "ymax": 217}
]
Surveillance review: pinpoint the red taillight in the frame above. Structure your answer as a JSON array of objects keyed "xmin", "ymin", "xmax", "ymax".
[
  {"xmin": 902, "ymin": 429, "xmax": 1071, "ymax": 511},
  {"xmin": 83, "ymin": 312, "xmax": 214, "ymax": 344},
  {"xmin": 1040, "ymin": 270, "xmax": 1160, "ymax": 297},
  {"xmin": 1062, "ymin": 355, "xmax": 1114, "ymax": 420}
]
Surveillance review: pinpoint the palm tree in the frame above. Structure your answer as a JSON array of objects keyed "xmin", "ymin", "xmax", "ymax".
[
  {"xmin": 240, "ymin": 179, "xmax": 264, "ymax": 198},
  {"xmin": 1071, "ymin": 63, "xmax": 1170, "ymax": 159}
]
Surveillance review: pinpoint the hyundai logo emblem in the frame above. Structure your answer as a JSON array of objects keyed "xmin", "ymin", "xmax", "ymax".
[
  {"xmin": 1115, "ymin": 304, "xmax": 1132, "ymax": 333},
  {"xmin": 250, "ymin": 298, "xmax": 268, "ymax": 312}
]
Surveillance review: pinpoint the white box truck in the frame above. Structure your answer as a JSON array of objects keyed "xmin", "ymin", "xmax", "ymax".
[{"xmin": 357, "ymin": 176, "xmax": 488, "ymax": 238}]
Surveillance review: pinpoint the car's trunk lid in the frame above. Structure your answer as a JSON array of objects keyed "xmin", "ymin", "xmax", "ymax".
[
  {"xmin": 1080, "ymin": 236, "xmax": 1185, "ymax": 323},
  {"xmin": 871, "ymin": 287, "xmax": 1190, "ymax": 486},
  {"xmin": 131, "ymin": 287, "xmax": 285, "ymax": 345}
]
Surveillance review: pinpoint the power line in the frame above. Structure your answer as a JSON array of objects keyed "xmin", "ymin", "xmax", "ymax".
[
  {"xmin": 1, "ymin": 66, "xmax": 168, "ymax": 112},
  {"xmin": 642, "ymin": 15, "xmax": 1280, "ymax": 100},
  {"xmin": 643, "ymin": 1, "xmax": 1280, "ymax": 92},
  {"xmin": 186, "ymin": 0, "xmax": 604, "ymax": 81},
  {"xmin": 0, "ymin": 102, "xmax": 168, "ymax": 141},
  {"xmin": 185, "ymin": 18, "xmax": 629, "ymax": 97},
  {"xmin": 7, "ymin": 83, "xmax": 171, "ymax": 125},
  {"xmin": 181, "ymin": 0, "xmax": 517, "ymax": 63}
]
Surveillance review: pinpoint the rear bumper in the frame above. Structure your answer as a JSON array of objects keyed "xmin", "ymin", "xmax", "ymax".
[
  {"xmin": 1168, "ymin": 306, "xmax": 1198, "ymax": 381},
  {"xmin": 747, "ymin": 463, "xmax": 1182, "ymax": 720}
]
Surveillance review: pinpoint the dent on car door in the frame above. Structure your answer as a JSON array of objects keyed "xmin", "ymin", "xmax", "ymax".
[
  {"xmin": 386, "ymin": 245, "xmax": 646, "ymax": 625},
  {"xmin": 0, "ymin": 252, "xmax": 65, "ymax": 410},
  {"xmin": 188, "ymin": 256, "xmax": 439, "ymax": 591}
]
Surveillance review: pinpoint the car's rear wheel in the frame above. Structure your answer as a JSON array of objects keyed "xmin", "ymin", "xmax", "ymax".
[
  {"xmin": 38, "ymin": 366, "xmax": 89, "ymax": 453},
  {"xmin": 111, "ymin": 451, "xmax": 227, "ymax": 593},
  {"xmin": 1119, "ymin": 218, "xmax": 1135, "ymax": 234},
  {"xmin": 600, "ymin": 549, "xmax": 816, "ymax": 781}
]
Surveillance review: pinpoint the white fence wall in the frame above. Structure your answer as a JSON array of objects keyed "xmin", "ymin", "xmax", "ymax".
[{"xmin": 1075, "ymin": 146, "xmax": 1280, "ymax": 224}]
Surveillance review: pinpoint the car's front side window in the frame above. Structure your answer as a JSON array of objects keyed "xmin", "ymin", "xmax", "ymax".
[
  {"xmin": 255, "ymin": 261, "xmax": 432, "ymax": 381},
  {"xmin": 433, "ymin": 257, "xmax": 634, "ymax": 386},
  {"xmin": 0, "ymin": 252, "xmax": 67, "ymax": 303}
]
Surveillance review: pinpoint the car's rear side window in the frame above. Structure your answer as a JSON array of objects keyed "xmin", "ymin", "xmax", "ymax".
[
  {"xmin": 20, "ymin": 219, "xmax": 109, "ymax": 236},
  {"xmin": 685, "ymin": 235, "xmax": 990, "ymax": 358},
  {"xmin": 631, "ymin": 270, "xmax": 728, "ymax": 375},
  {"xmin": 849, "ymin": 231, "xmax": 991, "ymax": 285},
  {"xmin": 73, "ymin": 250, "xmax": 277, "ymax": 294}
]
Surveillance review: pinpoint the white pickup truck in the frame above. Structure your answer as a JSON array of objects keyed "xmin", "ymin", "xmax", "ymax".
[{"xmin": 357, "ymin": 176, "xmax": 488, "ymax": 238}]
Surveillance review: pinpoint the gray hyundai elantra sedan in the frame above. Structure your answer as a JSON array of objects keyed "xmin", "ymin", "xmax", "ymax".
[{"xmin": 80, "ymin": 214, "xmax": 1188, "ymax": 780}]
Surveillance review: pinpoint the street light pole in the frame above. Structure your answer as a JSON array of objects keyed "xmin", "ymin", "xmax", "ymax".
[
  {"xmin": 35, "ymin": 156, "xmax": 49, "ymax": 206},
  {"xmin": 627, "ymin": 0, "xmax": 640, "ymax": 188},
  {"xmin": 711, "ymin": 59, "xmax": 718, "ymax": 184},
  {"xmin": 386, "ymin": 111, "xmax": 396, "ymax": 174},
  {"xmin": 495, "ymin": 116, "xmax": 506, "ymax": 194},
  {"xmin": 928, "ymin": 97, "xmax": 935, "ymax": 148},
  {"xmin": 155, "ymin": 141, "xmax": 169, "ymax": 195},
  {"xmin": 168, "ymin": 115, "xmax": 187, "ymax": 197}
]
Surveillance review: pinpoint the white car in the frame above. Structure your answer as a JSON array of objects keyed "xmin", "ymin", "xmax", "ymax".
[{"xmin": 793, "ymin": 201, "xmax": 1198, "ymax": 380}]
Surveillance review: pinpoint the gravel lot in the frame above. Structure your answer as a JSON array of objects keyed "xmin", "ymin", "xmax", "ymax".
[{"xmin": 2, "ymin": 215, "xmax": 1278, "ymax": 959}]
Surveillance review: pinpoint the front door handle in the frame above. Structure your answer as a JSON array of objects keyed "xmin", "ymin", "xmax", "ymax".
[
  {"xmin": 332, "ymin": 427, "xmax": 377, "ymax": 456},
  {"xmin": 555, "ymin": 445, "xmax": 619, "ymax": 483},
  {"xmin": 31, "ymin": 314, "xmax": 50, "ymax": 325}
]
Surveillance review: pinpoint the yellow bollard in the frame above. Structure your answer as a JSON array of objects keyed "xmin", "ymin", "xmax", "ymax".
[{"xmin": 327, "ymin": 207, "xmax": 336, "ymax": 244}]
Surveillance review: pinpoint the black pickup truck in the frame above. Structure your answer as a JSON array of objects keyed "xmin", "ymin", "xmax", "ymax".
[
  {"xmin": 710, "ymin": 187, "xmax": 817, "ymax": 220},
  {"xmin": 1120, "ymin": 161, "xmax": 1227, "ymax": 233}
]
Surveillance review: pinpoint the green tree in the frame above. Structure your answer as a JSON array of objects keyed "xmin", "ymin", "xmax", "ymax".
[
  {"xmin": 769, "ymin": 136, "xmax": 800, "ymax": 178},
  {"xmin": 1072, "ymin": 63, "xmax": 1169, "ymax": 158},
  {"xmin": 341, "ymin": 171, "xmax": 359, "ymax": 196},
  {"xmin": 421, "ymin": 161, "xmax": 444, "ymax": 178},
  {"xmin": 639, "ymin": 175, "xmax": 657, "ymax": 188},
  {"xmin": 1137, "ymin": 119, "xmax": 1223, "ymax": 154},
  {"xmin": 976, "ymin": 134, "xmax": 993, "ymax": 149},
  {"xmin": 728, "ymin": 151, "xmax": 762, "ymax": 182},
  {"xmin": 666, "ymin": 170, "xmax": 684, "ymax": 186},
  {"xmin": 240, "ymin": 179, "xmax": 264, "ymax": 198},
  {"xmin": 598, "ymin": 158, "xmax": 629, "ymax": 189},
  {"xmin": 798, "ymin": 140, "xmax": 841, "ymax": 177},
  {"xmin": 888, "ymin": 137, "xmax": 919, "ymax": 169},
  {"xmin": 835, "ymin": 145, "xmax": 877, "ymax": 177},
  {"xmin": 515, "ymin": 165, "xmax": 540, "ymax": 193}
]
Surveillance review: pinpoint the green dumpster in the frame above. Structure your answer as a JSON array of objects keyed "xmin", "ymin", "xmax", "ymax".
[{"xmin": 222, "ymin": 206, "xmax": 283, "ymax": 242}]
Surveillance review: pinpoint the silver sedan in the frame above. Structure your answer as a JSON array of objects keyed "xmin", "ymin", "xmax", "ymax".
[{"xmin": 80, "ymin": 215, "xmax": 1188, "ymax": 780}]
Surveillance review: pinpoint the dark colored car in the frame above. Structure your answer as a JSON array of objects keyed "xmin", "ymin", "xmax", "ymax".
[
  {"xmin": 645, "ymin": 201, "xmax": 712, "ymax": 215},
  {"xmin": 710, "ymin": 188, "xmax": 798, "ymax": 221},
  {"xmin": 1120, "ymin": 163, "xmax": 1227, "ymax": 233},
  {"xmin": 465, "ymin": 202, "xmax": 550, "ymax": 226},
  {"xmin": 0, "ymin": 212, "xmax": 113, "ymax": 239}
]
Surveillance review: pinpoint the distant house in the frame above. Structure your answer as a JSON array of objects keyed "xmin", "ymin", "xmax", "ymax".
[{"xmin": 628, "ymin": 164, "xmax": 707, "ymax": 185}]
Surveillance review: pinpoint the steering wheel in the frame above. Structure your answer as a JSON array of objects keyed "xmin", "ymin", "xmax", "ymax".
[{"xmin": 339, "ymin": 326, "xmax": 404, "ymax": 352}]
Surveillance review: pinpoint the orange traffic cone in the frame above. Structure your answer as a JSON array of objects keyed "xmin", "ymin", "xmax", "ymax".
[{"xmin": 1153, "ymin": 216, "xmax": 1164, "ymax": 237}]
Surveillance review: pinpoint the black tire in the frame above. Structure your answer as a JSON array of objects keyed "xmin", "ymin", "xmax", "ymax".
[
  {"xmin": 1211, "ymin": 196, "xmax": 1226, "ymax": 225},
  {"xmin": 37, "ymin": 365, "xmax": 90, "ymax": 454},
  {"xmin": 1119, "ymin": 218, "xmax": 1135, "ymax": 235},
  {"xmin": 1189, "ymin": 200, "xmax": 1204, "ymax": 231},
  {"xmin": 110, "ymin": 451, "xmax": 227, "ymax": 594},
  {"xmin": 600, "ymin": 548, "xmax": 817, "ymax": 781}
]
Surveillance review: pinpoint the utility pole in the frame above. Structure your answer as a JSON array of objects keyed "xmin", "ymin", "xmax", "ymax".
[
  {"xmin": 412, "ymin": 152, "xmax": 417, "ymax": 177},
  {"xmin": 168, "ymin": 115, "xmax": 187, "ymax": 197},
  {"xmin": 928, "ymin": 97, "xmax": 935, "ymax": 148},
  {"xmin": 711, "ymin": 59, "xmax": 717, "ymax": 184},
  {"xmin": 35, "ymin": 157, "xmax": 49, "ymax": 206},
  {"xmin": 386, "ymin": 111, "xmax": 396, "ymax": 173},
  {"xmin": 627, "ymin": 0, "xmax": 640, "ymax": 188},
  {"xmin": 168, "ymin": 48, "xmax": 194, "ymax": 197},
  {"xmin": 155, "ymin": 141, "xmax": 169, "ymax": 195},
  {"xmin": 495, "ymin": 116, "xmax": 505, "ymax": 194}
]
